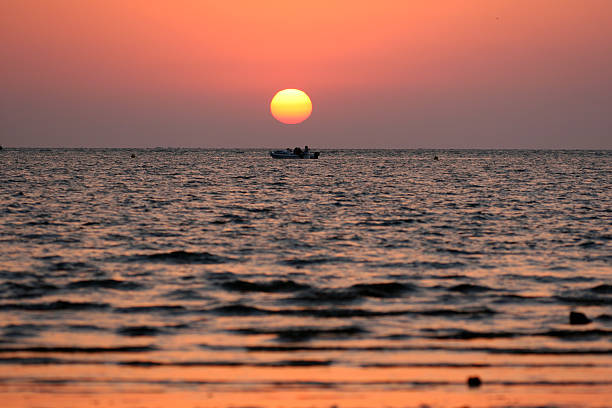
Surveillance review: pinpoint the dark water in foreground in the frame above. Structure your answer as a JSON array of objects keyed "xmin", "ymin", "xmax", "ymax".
[{"xmin": 0, "ymin": 149, "xmax": 611, "ymax": 407}]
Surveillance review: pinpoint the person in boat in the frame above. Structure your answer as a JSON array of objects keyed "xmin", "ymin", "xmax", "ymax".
[{"xmin": 304, "ymin": 145, "xmax": 309, "ymax": 154}]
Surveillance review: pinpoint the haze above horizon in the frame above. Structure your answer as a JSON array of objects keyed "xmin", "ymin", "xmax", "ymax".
[{"xmin": 1, "ymin": 1, "xmax": 611, "ymax": 149}]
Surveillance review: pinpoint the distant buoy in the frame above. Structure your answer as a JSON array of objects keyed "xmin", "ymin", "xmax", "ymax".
[{"xmin": 130, "ymin": 153, "xmax": 136, "ymax": 158}]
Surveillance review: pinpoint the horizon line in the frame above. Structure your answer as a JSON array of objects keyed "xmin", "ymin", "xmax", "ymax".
[{"xmin": 1, "ymin": 146, "xmax": 611, "ymax": 151}]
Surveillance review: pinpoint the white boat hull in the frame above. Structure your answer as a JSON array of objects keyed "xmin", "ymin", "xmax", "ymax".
[{"xmin": 269, "ymin": 150, "xmax": 320, "ymax": 159}]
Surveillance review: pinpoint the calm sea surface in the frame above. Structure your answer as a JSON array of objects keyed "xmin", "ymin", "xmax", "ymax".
[{"xmin": 0, "ymin": 149, "xmax": 611, "ymax": 407}]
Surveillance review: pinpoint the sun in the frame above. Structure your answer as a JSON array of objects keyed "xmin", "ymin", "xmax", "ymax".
[{"xmin": 270, "ymin": 89, "xmax": 312, "ymax": 125}]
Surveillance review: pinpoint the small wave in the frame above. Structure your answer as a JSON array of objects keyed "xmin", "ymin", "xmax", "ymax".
[
  {"xmin": 414, "ymin": 261, "xmax": 466, "ymax": 269},
  {"xmin": 596, "ymin": 314, "xmax": 612, "ymax": 322},
  {"xmin": 356, "ymin": 218, "xmax": 416, "ymax": 227},
  {"xmin": 0, "ymin": 300, "xmax": 110, "ymax": 311},
  {"xmin": 20, "ymin": 233, "xmax": 61, "ymax": 242},
  {"xmin": 117, "ymin": 326, "xmax": 166, "ymax": 337},
  {"xmin": 548, "ymin": 265, "xmax": 575, "ymax": 271},
  {"xmin": 263, "ymin": 359, "xmax": 333, "ymax": 367},
  {"xmin": 206, "ymin": 306, "xmax": 497, "ymax": 319},
  {"xmin": 118, "ymin": 360, "xmax": 165, "ymax": 367},
  {"xmin": 210, "ymin": 214, "xmax": 249, "ymax": 225},
  {"xmin": 0, "ymin": 357, "xmax": 67, "ymax": 364},
  {"xmin": 540, "ymin": 329, "xmax": 612, "ymax": 340},
  {"xmin": 348, "ymin": 282, "xmax": 414, "ymax": 298},
  {"xmin": 423, "ymin": 329, "xmax": 612, "ymax": 341},
  {"xmin": 578, "ymin": 240, "xmax": 602, "ymax": 248},
  {"xmin": 423, "ymin": 329, "xmax": 516, "ymax": 340},
  {"xmin": 421, "ymin": 328, "xmax": 611, "ymax": 340},
  {"xmin": 281, "ymin": 256, "xmax": 353, "ymax": 267},
  {"xmin": 209, "ymin": 304, "xmax": 273, "ymax": 316},
  {"xmin": 447, "ymin": 283, "xmax": 496, "ymax": 293},
  {"xmin": 501, "ymin": 273, "xmax": 590, "ymax": 283},
  {"xmin": 49, "ymin": 262, "xmax": 94, "ymax": 271},
  {"xmin": 66, "ymin": 324, "xmax": 106, "ymax": 332},
  {"xmin": 119, "ymin": 360, "xmax": 242, "ymax": 367},
  {"xmin": 245, "ymin": 207, "xmax": 273, "ymax": 213},
  {"xmin": 361, "ymin": 362, "xmax": 602, "ymax": 368},
  {"xmin": 361, "ymin": 362, "xmax": 492, "ymax": 368},
  {"xmin": 435, "ymin": 274, "xmax": 470, "ymax": 280},
  {"xmin": 206, "ymin": 305, "xmax": 414, "ymax": 318},
  {"xmin": 164, "ymin": 289, "xmax": 208, "ymax": 300},
  {"xmin": 229, "ymin": 325, "xmax": 367, "ymax": 342},
  {"xmin": 124, "ymin": 250, "xmax": 233, "ymax": 264},
  {"xmin": 591, "ymin": 284, "xmax": 612, "ymax": 294},
  {"xmin": 555, "ymin": 295, "xmax": 612, "ymax": 306},
  {"xmin": 201, "ymin": 343, "xmax": 612, "ymax": 355},
  {"xmin": 287, "ymin": 288, "xmax": 362, "ymax": 304},
  {"xmin": 220, "ymin": 279, "xmax": 311, "ymax": 293},
  {"xmin": 436, "ymin": 248, "xmax": 483, "ymax": 255},
  {"xmin": 376, "ymin": 261, "xmax": 466, "ymax": 269},
  {"xmin": 2, "ymin": 324, "xmax": 48, "ymax": 338},
  {"xmin": 289, "ymin": 308, "xmax": 406, "ymax": 318},
  {"xmin": 116, "ymin": 323, "xmax": 189, "ymax": 337},
  {"xmin": 417, "ymin": 307, "xmax": 497, "ymax": 317},
  {"xmin": 0, "ymin": 345, "xmax": 156, "ymax": 354},
  {"xmin": 205, "ymin": 271, "xmax": 239, "ymax": 281},
  {"xmin": 286, "ymin": 282, "xmax": 414, "ymax": 304},
  {"xmin": 114, "ymin": 305, "xmax": 188, "ymax": 314},
  {"xmin": 491, "ymin": 294, "xmax": 543, "ymax": 304},
  {"xmin": 119, "ymin": 359, "xmax": 333, "ymax": 367},
  {"xmin": 0, "ymin": 282, "xmax": 58, "ymax": 299},
  {"xmin": 66, "ymin": 279, "xmax": 142, "ymax": 290},
  {"xmin": 0, "ymin": 270, "xmax": 43, "ymax": 280}
]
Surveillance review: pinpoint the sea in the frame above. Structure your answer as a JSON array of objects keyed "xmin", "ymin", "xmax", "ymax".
[{"xmin": 0, "ymin": 148, "xmax": 610, "ymax": 408}]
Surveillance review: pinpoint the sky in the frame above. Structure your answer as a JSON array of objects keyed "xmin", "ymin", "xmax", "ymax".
[{"xmin": 1, "ymin": 0, "xmax": 611, "ymax": 148}]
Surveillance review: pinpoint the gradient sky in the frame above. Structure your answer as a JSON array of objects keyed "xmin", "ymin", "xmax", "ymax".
[{"xmin": 1, "ymin": 0, "xmax": 611, "ymax": 148}]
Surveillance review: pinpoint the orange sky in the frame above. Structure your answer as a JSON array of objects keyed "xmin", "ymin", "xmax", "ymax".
[{"xmin": 1, "ymin": 0, "xmax": 611, "ymax": 147}]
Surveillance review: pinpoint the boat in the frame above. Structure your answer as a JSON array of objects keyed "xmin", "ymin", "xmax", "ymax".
[{"xmin": 269, "ymin": 149, "xmax": 320, "ymax": 159}]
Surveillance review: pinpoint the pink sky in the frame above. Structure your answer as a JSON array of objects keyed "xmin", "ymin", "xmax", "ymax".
[{"xmin": 1, "ymin": 0, "xmax": 611, "ymax": 148}]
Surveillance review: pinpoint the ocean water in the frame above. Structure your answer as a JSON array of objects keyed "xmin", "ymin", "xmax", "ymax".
[{"xmin": 0, "ymin": 148, "xmax": 611, "ymax": 407}]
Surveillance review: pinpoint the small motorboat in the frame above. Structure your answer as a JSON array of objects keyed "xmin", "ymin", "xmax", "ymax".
[{"xmin": 269, "ymin": 149, "xmax": 320, "ymax": 159}]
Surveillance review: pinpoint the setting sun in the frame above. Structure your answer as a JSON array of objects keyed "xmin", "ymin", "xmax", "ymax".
[
  {"xmin": 270, "ymin": 89, "xmax": 312, "ymax": 124},
  {"xmin": 1, "ymin": 2, "xmax": 611, "ymax": 408}
]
